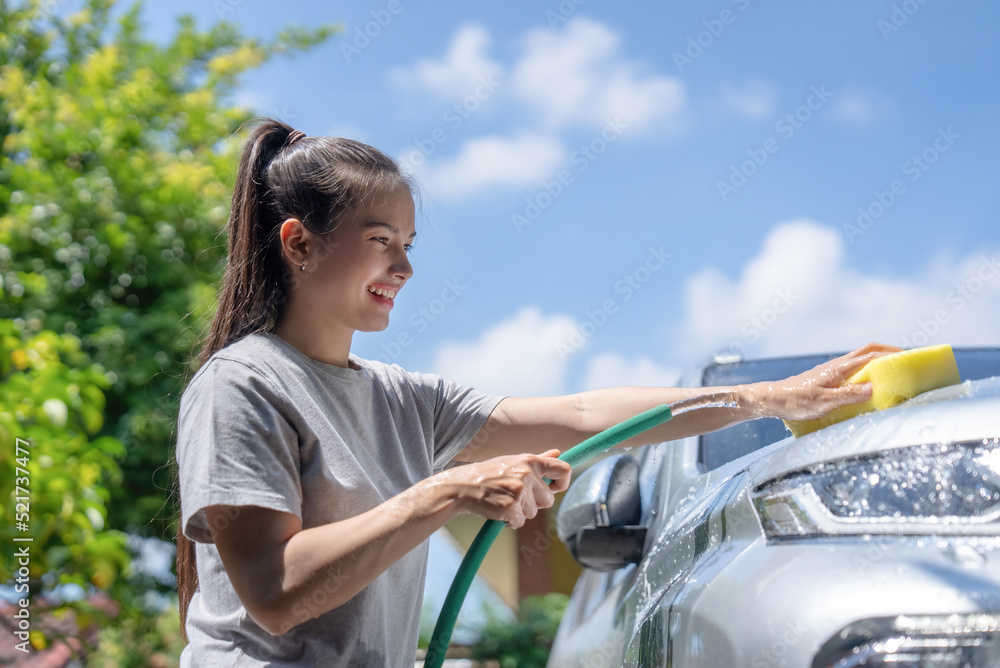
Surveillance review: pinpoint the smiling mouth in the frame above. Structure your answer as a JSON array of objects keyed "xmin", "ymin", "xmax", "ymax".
[{"xmin": 367, "ymin": 286, "xmax": 398, "ymax": 300}]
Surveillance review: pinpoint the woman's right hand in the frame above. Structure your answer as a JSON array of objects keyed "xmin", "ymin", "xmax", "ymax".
[
  {"xmin": 437, "ymin": 449, "xmax": 572, "ymax": 529},
  {"xmin": 740, "ymin": 341, "xmax": 903, "ymax": 421}
]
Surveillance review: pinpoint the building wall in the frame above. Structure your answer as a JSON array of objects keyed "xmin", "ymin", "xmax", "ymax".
[{"xmin": 443, "ymin": 491, "xmax": 582, "ymax": 609}]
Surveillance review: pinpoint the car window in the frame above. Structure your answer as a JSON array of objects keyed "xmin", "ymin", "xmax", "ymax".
[
  {"xmin": 637, "ymin": 441, "xmax": 665, "ymax": 523},
  {"xmin": 698, "ymin": 348, "xmax": 1000, "ymax": 471},
  {"xmin": 606, "ymin": 562, "xmax": 636, "ymax": 594},
  {"xmin": 570, "ymin": 570, "xmax": 611, "ymax": 629},
  {"xmin": 570, "ymin": 566, "xmax": 636, "ymax": 631},
  {"xmin": 699, "ymin": 353, "xmax": 834, "ymax": 471},
  {"xmin": 954, "ymin": 349, "xmax": 1000, "ymax": 380}
]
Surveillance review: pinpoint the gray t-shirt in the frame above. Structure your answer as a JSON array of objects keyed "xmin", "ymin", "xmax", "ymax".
[{"xmin": 176, "ymin": 331, "xmax": 504, "ymax": 667}]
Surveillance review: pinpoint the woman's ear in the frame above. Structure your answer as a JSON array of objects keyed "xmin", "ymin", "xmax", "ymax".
[{"xmin": 279, "ymin": 218, "xmax": 308, "ymax": 266}]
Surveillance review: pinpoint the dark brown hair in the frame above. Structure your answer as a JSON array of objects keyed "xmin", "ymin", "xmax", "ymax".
[{"xmin": 176, "ymin": 118, "xmax": 413, "ymax": 639}]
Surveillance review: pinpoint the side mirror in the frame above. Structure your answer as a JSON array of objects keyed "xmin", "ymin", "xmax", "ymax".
[{"xmin": 556, "ymin": 453, "xmax": 647, "ymax": 571}]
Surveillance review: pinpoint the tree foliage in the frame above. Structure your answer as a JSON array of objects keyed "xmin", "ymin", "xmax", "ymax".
[
  {"xmin": 0, "ymin": 321, "xmax": 129, "ymax": 612},
  {"xmin": 472, "ymin": 593, "xmax": 570, "ymax": 668},
  {"xmin": 0, "ymin": 0, "xmax": 338, "ymax": 534},
  {"xmin": 0, "ymin": 0, "xmax": 339, "ymax": 659}
]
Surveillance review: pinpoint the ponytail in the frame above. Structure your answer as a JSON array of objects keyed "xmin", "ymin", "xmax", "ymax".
[{"xmin": 175, "ymin": 118, "xmax": 413, "ymax": 639}]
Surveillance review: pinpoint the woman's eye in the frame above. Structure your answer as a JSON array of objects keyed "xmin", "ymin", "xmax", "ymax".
[{"xmin": 371, "ymin": 236, "xmax": 412, "ymax": 253}]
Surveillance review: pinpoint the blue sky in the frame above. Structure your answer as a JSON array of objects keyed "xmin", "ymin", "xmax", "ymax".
[
  {"xmin": 106, "ymin": 0, "xmax": 1000, "ymax": 625},
  {"xmin": 129, "ymin": 0, "xmax": 1000, "ymax": 396}
]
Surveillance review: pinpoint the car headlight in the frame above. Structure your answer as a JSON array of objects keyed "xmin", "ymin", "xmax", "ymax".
[
  {"xmin": 753, "ymin": 438, "xmax": 1000, "ymax": 538},
  {"xmin": 813, "ymin": 613, "xmax": 1000, "ymax": 668}
]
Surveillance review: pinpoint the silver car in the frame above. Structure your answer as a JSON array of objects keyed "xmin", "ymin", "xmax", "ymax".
[{"xmin": 548, "ymin": 348, "xmax": 1000, "ymax": 668}]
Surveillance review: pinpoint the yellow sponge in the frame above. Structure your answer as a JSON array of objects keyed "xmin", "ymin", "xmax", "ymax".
[{"xmin": 782, "ymin": 344, "xmax": 961, "ymax": 438}]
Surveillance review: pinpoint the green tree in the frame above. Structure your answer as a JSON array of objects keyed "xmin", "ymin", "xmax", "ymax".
[
  {"xmin": 0, "ymin": 320, "xmax": 130, "ymax": 652},
  {"xmin": 0, "ymin": 0, "xmax": 337, "ymax": 540},
  {"xmin": 472, "ymin": 593, "xmax": 570, "ymax": 668},
  {"xmin": 1, "ymin": 0, "xmax": 340, "ymax": 660}
]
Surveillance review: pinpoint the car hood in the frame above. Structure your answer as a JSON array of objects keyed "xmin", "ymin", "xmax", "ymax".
[{"xmin": 750, "ymin": 376, "xmax": 1000, "ymax": 487}]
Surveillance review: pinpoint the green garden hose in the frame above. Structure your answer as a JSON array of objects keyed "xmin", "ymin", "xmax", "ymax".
[{"xmin": 424, "ymin": 403, "xmax": 674, "ymax": 667}]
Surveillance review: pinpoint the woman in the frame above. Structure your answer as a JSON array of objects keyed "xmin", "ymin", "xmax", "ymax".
[{"xmin": 174, "ymin": 118, "xmax": 897, "ymax": 666}]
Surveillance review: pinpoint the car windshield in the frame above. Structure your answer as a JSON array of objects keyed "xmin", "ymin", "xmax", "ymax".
[{"xmin": 698, "ymin": 348, "xmax": 1000, "ymax": 471}]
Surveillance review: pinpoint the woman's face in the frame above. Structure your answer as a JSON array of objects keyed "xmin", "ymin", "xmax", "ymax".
[{"xmin": 300, "ymin": 186, "xmax": 415, "ymax": 334}]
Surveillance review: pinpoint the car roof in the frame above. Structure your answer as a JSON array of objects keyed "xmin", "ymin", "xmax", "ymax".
[
  {"xmin": 701, "ymin": 347, "xmax": 1000, "ymax": 388},
  {"xmin": 697, "ymin": 347, "xmax": 1000, "ymax": 471}
]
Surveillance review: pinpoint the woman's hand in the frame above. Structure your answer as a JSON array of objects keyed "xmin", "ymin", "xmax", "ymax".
[
  {"xmin": 740, "ymin": 342, "xmax": 903, "ymax": 421},
  {"xmin": 437, "ymin": 449, "xmax": 572, "ymax": 529}
]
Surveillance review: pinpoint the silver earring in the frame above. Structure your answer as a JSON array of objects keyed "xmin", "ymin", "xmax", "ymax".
[{"xmin": 300, "ymin": 261, "xmax": 306, "ymax": 271}]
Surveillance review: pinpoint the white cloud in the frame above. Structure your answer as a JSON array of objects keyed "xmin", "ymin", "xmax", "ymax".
[
  {"xmin": 409, "ymin": 132, "xmax": 565, "ymax": 201},
  {"xmin": 511, "ymin": 17, "xmax": 685, "ymax": 130},
  {"xmin": 581, "ymin": 352, "xmax": 681, "ymax": 391},
  {"xmin": 394, "ymin": 19, "xmax": 684, "ymax": 131},
  {"xmin": 830, "ymin": 90, "xmax": 895, "ymax": 126},
  {"xmin": 395, "ymin": 24, "xmax": 503, "ymax": 98},
  {"xmin": 719, "ymin": 80, "xmax": 778, "ymax": 120},
  {"xmin": 677, "ymin": 220, "xmax": 1000, "ymax": 360},
  {"xmin": 395, "ymin": 19, "xmax": 685, "ymax": 200},
  {"xmin": 430, "ymin": 306, "xmax": 580, "ymax": 396}
]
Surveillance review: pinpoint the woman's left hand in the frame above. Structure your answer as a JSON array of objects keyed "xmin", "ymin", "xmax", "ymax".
[{"xmin": 741, "ymin": 342, "xmax": 903, "ymax": 421}]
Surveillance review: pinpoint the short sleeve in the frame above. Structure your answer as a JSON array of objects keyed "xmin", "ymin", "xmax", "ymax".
[
  {"xmin": 401, "ymin": 368, "xmax": 505, "ymax": 472},
  {"xmin": 176, "ymin": 358, "xmax": 302, "ymax": 544}
]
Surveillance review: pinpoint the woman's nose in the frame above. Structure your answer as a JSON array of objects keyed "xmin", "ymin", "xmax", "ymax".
[{"xmin": 392, "ymin": 248, "xmax": 413, "ymax": 280}]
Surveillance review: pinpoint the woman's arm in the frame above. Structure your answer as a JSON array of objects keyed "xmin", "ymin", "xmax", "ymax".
[
  {"xmin": 203, "ymin": 449, "xmax": 571, "ymax": 635},
  {"xmin": 455, "ymin": 342, "xmax": 902, "ymax": 462}
]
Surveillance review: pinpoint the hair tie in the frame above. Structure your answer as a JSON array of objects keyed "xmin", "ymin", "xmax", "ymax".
[{"xmin": 286, "ymin": 129, "xmax": 306, "ymax": 146}]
